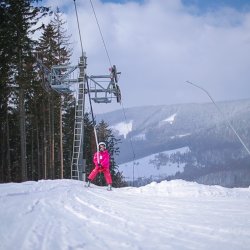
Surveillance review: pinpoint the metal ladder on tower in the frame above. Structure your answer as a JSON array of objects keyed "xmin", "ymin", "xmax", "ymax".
[{"xmin": 71, "ymin": 56, "xmax": 86, "ymax": 180}]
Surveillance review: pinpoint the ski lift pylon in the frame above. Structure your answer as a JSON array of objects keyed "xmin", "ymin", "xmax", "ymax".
[{"xmin": 87, "ymin": 65, "xmax": 121, "ymax": 104}]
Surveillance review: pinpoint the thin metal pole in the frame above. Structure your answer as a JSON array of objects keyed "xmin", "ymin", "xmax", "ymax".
[
  {"xmin": 120, "ymin": 101, "xmax": 136, "ymax": 186},
  {"xmin": 86, "ymin": 79, "xmax": 100, "ymax": 163},
  {"xmin": 133, "ymin": 162, "xmax": 134, "ymax": 187},
  {"xmin": 186, "ymin": 81, "xmax": 250, "ymax": 156}
]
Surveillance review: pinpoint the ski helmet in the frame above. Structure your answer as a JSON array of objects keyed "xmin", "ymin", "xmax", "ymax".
[{"xmin": 98, "ymin": 142, "xmax": 106, "ymax": 148}]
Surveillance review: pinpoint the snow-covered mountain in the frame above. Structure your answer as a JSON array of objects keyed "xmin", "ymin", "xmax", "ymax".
[
  {"xmin": 119, "ymin": 147, "xmax": 190, "ymax": 186},
  {"xmin": 1, "ymin": 179, "xmax": 250, "ymax": 250},
  {"xmin": 97, "ymin": 99, "xmax": 250, "ymax": 187}
]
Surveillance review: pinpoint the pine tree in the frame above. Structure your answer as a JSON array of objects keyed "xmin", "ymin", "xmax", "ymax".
[
  {"xmin": 62, "ymin": 95, "xmax": 75, "ymax": 179},
  {"xmin": 36, "ymin": 8, "xmax": 72, "ymax": 180},
  {"xmin": 51, "ymin": 8, "xmax": 72, "ymax": 179},
  {"xmin": 0, "ymin": 3, "xmax": 11, "ymax": 181},
  {"xmin": 0, "ymin": 0, "xmax": 49, "ymax": 182}
]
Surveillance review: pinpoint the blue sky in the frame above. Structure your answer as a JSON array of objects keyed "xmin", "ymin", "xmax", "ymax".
[
  {"xmin": 42, "ymin": 0, "xmax": 250, "ymax": 113},
  {"xmin": 182, "ymin": 0, "xmax": 250, "ymax": 12},
  {"xmin": 101, "ymin": 0, "xmax": 250, "ymax": 11}
]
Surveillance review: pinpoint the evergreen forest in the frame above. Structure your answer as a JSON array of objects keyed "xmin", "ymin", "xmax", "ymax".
[{"xmin": 0, "ymin": 0, "xmax": 125, "ymax": 187}]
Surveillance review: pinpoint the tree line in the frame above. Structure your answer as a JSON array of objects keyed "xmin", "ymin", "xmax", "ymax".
[{"xmin": 0, "ymin": 0, "xmax": 126, "ymax": 187}]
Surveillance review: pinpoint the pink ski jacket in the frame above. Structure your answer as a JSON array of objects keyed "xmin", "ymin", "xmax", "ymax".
[{"xmin": 93, "ymin": 150, "xmax": 110, "ymax": 169}]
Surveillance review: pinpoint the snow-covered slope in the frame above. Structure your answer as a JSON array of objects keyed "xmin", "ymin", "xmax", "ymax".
[
  {"xmin": 119, "ymin": 147, "xmax": 190, "ymax": 183},
  {"xmin": 110, "ymin": 120, "xmax": 133, "ymax": 139},
  {"xmin": 1, "ymin": 179, "xmax": 250, "ymax": 250}
]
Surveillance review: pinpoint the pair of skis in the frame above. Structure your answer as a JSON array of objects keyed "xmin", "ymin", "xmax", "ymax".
[{"xmin": 84, "ymin": 181, "xmax": 112, "ymax": 191}]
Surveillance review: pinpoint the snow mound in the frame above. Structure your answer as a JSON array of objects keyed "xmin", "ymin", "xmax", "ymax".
[{"xmin": 132, "ymin": 180, "xmax": 250, "ymax": 198}]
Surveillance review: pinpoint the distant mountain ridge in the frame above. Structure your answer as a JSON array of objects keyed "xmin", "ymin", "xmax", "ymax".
[{"xmin": 97, "ymin": 99, "xmax": 250, "ymax": 187}]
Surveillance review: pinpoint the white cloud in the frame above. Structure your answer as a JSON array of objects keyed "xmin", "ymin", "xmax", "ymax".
[{"xmin": 42, "ymin": 0, "xmax": 250, "ymax": 113}]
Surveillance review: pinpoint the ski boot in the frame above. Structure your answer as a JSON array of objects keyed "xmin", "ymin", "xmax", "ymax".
[
  {"xmin": 85, "ymin": 180, "xmax": 91, "ymax": 188},
  {"xmin": 107, "ymin": 184, "xmax": 112, "ymax": 191}
]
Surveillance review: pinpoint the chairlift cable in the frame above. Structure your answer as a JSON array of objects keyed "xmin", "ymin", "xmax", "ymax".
[
  {"xmin": 186, "ymin": 80, "xmax": 250, "ymax": 156},
  {"xmin": 115, "ymin": 73, "xmax": 136, "ymax": 185},
  {"xmin": 89, "ymin": 0, "xmax": 112, "ymax": 68},
  {"xmin": 73, "ymin": 0, "xmax": 85, "ymax": 56}
]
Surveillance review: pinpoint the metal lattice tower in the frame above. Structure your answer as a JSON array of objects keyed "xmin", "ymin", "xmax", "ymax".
[{"xmin": 71, "ymin": 55, "xmax": 87, "ymax": 180}]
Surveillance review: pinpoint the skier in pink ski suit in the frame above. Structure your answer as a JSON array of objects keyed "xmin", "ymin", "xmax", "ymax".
[{"xmin": 87, "ymin": 142, "xmax": 112, "ymax": 189}]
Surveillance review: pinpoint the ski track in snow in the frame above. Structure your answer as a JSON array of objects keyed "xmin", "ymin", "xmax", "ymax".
[{"xmin": 0, "ymin": 179, "xmax": 250, "ymax": 250}]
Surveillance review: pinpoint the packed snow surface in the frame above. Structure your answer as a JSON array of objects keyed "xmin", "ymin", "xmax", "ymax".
[{"xmin": 1, "ymin": 179, "xmax": 250, "ymax": 250}]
